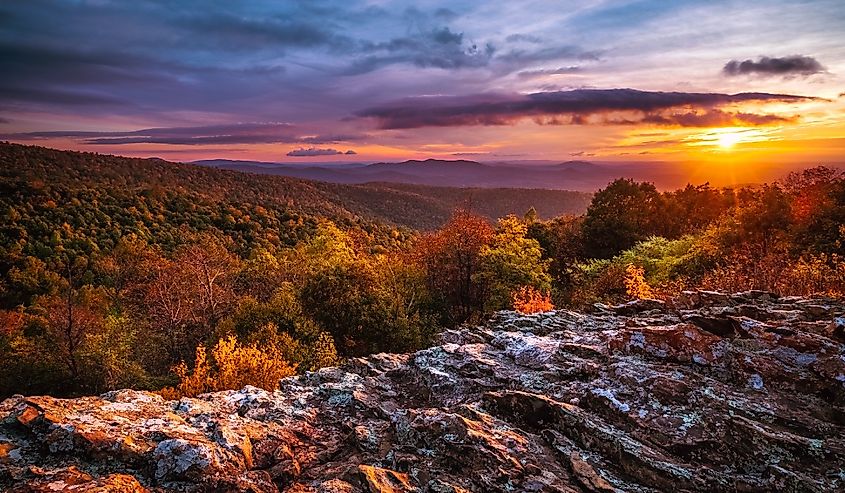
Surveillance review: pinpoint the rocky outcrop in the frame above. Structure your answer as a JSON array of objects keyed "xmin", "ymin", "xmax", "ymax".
[{"xmin": 1, "ymin": 291, "xmax": 844, "ymax": 492}]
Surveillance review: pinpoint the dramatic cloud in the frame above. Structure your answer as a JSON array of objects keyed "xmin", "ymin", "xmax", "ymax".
[
  {"xmin": 640, "ymin": 110, "xmax": 797, "ymax": 127},
  {"xmin": 1, "ymin": 1, "xmax": 842, "ymax": 162},
  {"xmin": 357, "ymin": 88, "xmax": 815, "ymax": 129},
  {"xmin": 0, "ymin": 1, "xmax": 601, "ymax": 122},
  {"xmin": 342, "ymin": 27, "xmax": 496, "ymax": 75},
  {"xmin": 286, "ymin": 148, "xmax": 356, "ymax": 157},
  {"xmin": 0, "ymin": 123, "xmax": 350, "ymax": 146},
  {"xmin": 723, "ymin": 56, "xmax": 826, "ymax": 77}
]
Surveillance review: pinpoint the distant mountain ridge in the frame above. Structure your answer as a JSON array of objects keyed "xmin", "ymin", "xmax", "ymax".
[
  {"xmin": 1, "ymin": 143, "xmax": 591, "ymax": 231},
  {"xmin": 194, "ymin": 158, "xmax": 681, "ymax": 191}
]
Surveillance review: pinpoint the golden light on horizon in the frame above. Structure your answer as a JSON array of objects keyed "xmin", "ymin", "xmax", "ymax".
[
  {"xmin": 716, "ymin": 131, "xmax": 743, "ymax": 149},
  {"xmin": 686, "ymin": 127, "xmax": 774, "ymax": 152}
]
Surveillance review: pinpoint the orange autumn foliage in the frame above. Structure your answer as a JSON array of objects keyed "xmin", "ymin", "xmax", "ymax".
[
  {"xmin": 624, "ymin": 264, "xmax": 654, "ymax": 300},
  {"xmin": 159, "ymin": 335, "xmax": 296, "ymax": 399},
  {"xmin": 512, "ymin": 286, "xmax": 554, "ymax": 314}
]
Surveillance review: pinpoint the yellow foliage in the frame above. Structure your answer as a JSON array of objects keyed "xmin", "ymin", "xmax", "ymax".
[
  {"xmin": 624, "ymin": 264, "xmax": 654, "ymax": 299},
  {"xmin": 700, "ymin": 252, "xmax": 845, "ymax": 297},
  {"xmin": 311, "ymin": 331, "xmax": 341, "ymax": 369},
  {"xmin": 512, "ymin": 286, "xmax": 554, "ymax": 314},
  {"xmin": 159, "ymin": 335, "xmax": 296, "ymax": 399}
]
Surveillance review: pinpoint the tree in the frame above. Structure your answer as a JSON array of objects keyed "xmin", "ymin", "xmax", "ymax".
[
  {"xmin": 175, "ymin": 233, "xmax": 240, "ymax": 330},
  {"xmin": 79, "ymin": 314, "xmax": 149, "ymax": 393},
  {"xmin": 4, "ymin": 256, "xmax": 63, "ymax": 307},
  {"xmin": 34, "ymin": 288, "xmax": 106, "ymax": 392},
  {"xmin": 237, "ymin": 247, "xmax": 287, "ymax": 302},
  {"xmin": 783, "ymin": 167, "xmax": 845, "ymax": 254},
  {"xmin": 93, "ymin": 236, "xmax": 160, "ymax": 309},
  {"xmin": 413, "ymin": 210, "xmax": 494, "ymax": 324},
  {"xmin": 33, "ymin": 258, "xmax": 104, "ymax": 391},
  {"xmin": 527, "ymin": 215, "xmax": 584, "ymax": 297},
  {"xmin": 735, "ymin": 184, "xmax": 791, "ymax": 256},
  {"xmin": 217, "ymin": 283, "xmax": 341, "ymax": 370},
  {"xmin": 142, "ymin": 257, "xmax": 197, "ymax": 366},
  {"xmin": 476, "ymin": 215, "xmax": 551, "ymax": 312},
  {"xmin": 660, "ymin": 183, "xmax": 731, "ymax": 238},
  {"xmin": 582, "ymin": 179, "xmax": 663, "ymax": 259}
]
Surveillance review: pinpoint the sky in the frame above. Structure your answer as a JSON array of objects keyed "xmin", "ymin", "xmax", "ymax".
[{"xmin": 1, "ymin": 0, "xmax": 844, "ymax": 180}]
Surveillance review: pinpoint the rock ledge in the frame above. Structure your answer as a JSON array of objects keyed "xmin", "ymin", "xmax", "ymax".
[{"xmin": 2, "ymin": 291, "xmax": 844, "ymax": 492}]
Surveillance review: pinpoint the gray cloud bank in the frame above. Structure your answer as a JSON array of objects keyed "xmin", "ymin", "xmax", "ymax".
[
  {"xmin": 723, "ymin": 56, "xmax": 826, "ymax": 77},
  {"xmin": 357, "ymin": 88, "xmax": 815, "ymax": 129}
]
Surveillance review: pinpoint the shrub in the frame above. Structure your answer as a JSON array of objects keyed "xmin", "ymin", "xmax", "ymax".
[
  {"xmin": 624, "ymin": 264, "xmax": 654, "ymax": 300},
  {"xmin": 309, "ymin": 331, "xmax": 341, "ymax": 369},
  {"xmin": 160, "ymin": 335, "xmax": 296, "ymax": 399},
  {"xmin": 512, "ymin": 286, "xmax": 554, "ymax": 314},
  {"xmin": 701, "ymin": 251, "xmax": 845, "ymax": 297},
  {"xmin": 569, "ymin": 259, "xmax": 628, "ymax": 306}
]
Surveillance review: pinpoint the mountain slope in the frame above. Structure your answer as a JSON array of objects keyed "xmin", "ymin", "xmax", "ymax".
[
  {"xmin": 2, "ymin": 291, "xmax": 843, "ymax": 491},
  {"xmin": 0, "ymin": 143, "xmax": 590, "ymax": 234}
]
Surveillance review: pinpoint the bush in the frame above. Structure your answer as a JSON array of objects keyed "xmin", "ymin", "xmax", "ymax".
[
  {"xmin": 701, "ymin": 251, "xmax": 845, "ymax": 297},
  {"xmin": 512, "ymin": 286, "xmax": 554, "ymax": 314},
  {"xmin": 160, "ymin": 335, "xmax": 297, "ymax": 399},
  {"xmin": 624, "ymin": 264, "xmax": 654, "ymax": 300}
]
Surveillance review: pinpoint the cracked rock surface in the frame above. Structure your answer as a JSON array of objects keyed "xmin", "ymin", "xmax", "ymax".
[{"xmin": 1, "ymin": 290, "xmax": 844, "ymax": 492}]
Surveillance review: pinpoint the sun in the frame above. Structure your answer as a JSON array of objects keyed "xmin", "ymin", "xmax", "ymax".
[
  {"xmin": 716, "ymin": 131, "xmax": 743, "ymax": 150},
  {"xmin": 686, "ymin": 127, "xmax": 771, "ymax": 153}
]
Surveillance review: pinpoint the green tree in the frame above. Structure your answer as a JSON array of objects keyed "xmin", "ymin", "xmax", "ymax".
[
  {"xmin": 527, "ymin": 214, "xmax": 584, "ymax": 299},
  {"xmin": 476, "ymin": 215, "xmax": 551, "ymax": 311},
  {"xmin": 582, "ymin": 178, "xmax": 663, "ymax": 259}
]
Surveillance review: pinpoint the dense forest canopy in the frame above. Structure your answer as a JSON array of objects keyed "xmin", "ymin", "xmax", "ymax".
[{"xmin": 0, "ymin": 143, "xmax": 843, "ymax": 398}]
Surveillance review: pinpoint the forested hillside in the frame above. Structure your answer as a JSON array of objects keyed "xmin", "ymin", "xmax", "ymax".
[
  {"xmin": 0, "ymin": 143, "xmax": 580, "ymax": 397},
  {"xmin": 0, "ymin": 143, "xmax": 590, "ymax": 234},
  {"xmin": 0, "ymin": 142, "xmax": 843, "ymax": 403}
]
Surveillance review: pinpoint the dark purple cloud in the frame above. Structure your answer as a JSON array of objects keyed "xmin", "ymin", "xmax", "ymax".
[
  {"xmin": 723, "ymin": 56, "xmax": 826, "ymax": 77},
  {"xmin": 0, "ymin": 1, "xmax": 610, "ymax": 128},
  {"xmin": 640, "ymin": 109, "xmax": 796, "ymax": 127},
  {"xmin": 300, "ymin": 134, "xmax": 369, "ymax": 144},
  {"xmin": 356, "ymin": 88, "xmax": 817, "ymax": 129},
  {"xmin": 286, "ymin": 147, "xmax": 356, "ymax": 157},
  {"xmin": 1, "ymin": 123, "xmax": 367, "ymax": 146},
  {"xmin": 342, "ymin": 27, "xmax": 496, "ymax": 75}
]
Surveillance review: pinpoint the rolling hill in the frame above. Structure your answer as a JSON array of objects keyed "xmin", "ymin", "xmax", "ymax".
[
  {"xmin": 194, "ymin": 158, "xmax": 679, "ymax": 191},
  {"xmin": 0, "ymin": 143, "xmax": 591, "ymax": 233}
]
